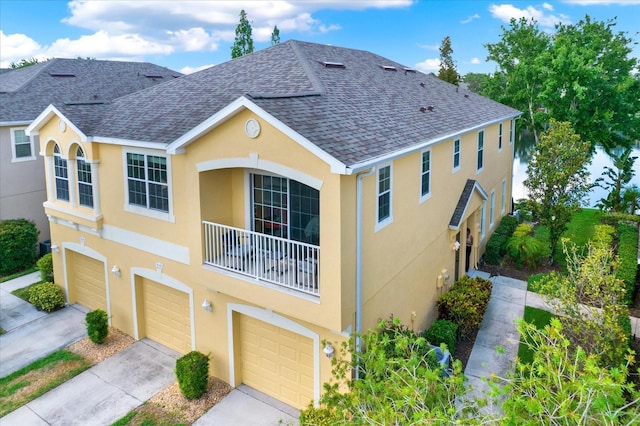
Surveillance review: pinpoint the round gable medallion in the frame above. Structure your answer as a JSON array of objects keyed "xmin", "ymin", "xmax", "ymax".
[
  {"xmin": 58, "ymin": 119, "xmax": 66, "ymax": 132},
  {"xmin": 245, "ymin": 119, "xmax": 261, "ymax": 139}
]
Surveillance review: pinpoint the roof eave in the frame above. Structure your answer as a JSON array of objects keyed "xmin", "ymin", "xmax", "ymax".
[{"xmin": 25, "ymin": 104, "xmax": 88, "ymax": 143}]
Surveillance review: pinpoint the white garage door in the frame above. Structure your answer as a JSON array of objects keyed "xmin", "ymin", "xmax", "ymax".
[{"xmin": 239, "ymin": 315, "xmax": 314, "ymax": 409}]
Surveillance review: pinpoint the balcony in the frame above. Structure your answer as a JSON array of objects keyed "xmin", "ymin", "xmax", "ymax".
[{"xmin": 203, "ymin": 221, "xmax": 320, "ymax": 296}]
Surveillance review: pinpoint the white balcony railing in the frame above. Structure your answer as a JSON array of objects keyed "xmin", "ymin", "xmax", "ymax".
[{"xmin": 203, "ymin": 221, "xmax": 320, "ymax": 296}]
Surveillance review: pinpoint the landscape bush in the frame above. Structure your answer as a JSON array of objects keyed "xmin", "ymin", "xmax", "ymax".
[
  {"xmin": 175, "ymin": 351, "xmax": 210, "ymax": 399},
  {"xmin": 422, "ymin": 319, "xmax": 458, "ymax": 354},
  {"xmin": 436, "ymin": 276, "xmax": 492, "ymax": 337},
  {"xmin": 483, "ymin": 215, "xmax": 519, "ymax": 265},
  {"xmin": 506, "ymin": 223, "xmax": 547, "ymax": 268},
  {"xmin": 85, "ymin": 309, "xmax": 109, "ymax": 344},
  {"xmin": 28, "ymin": 282, "xmax": 65, "ymax": 312},
  {"xmin": 615, "ymin": 223, "xmax": 638, "ymax": 306},
  {"xmin": 37, "ymin": 253, "xmax": 54, "ymax": 282},
  {"xmin": 0, "ymin": 219, "xmax": 39, "ymax": 276}
]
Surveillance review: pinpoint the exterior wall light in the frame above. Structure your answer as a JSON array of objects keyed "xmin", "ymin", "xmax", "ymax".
[
  {"xmin": 323, "ymin": 342, "xmax": 335, "ymax": 359},
  {"xmin": 51, "ymin": 243, "xmax": 60, "ymax": 253},
  {"xmin": 202, "ymin": 299, "xmax": 213, "ymax": 312},
  {"xmin": 452, "ymin": 241, "xmax": 461, "ymax": 251},
  {"xmin": 111, "ymin": 265, "xmax": 121, "ymax": 276}
]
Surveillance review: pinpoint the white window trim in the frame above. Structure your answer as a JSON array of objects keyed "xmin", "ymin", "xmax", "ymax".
[
  {"xmin": 10, "ymin": 127, "xmax": 36, "ymax": 162},
  {"xmin": 501, "ymin": 179, "xmax": 507, "ymax": 214},
  {"xmin": 53, "ymin": 145, "xmax": 70, "ymax": 203},
  {"xmin": 419, "ymin": 148, "xmax": 431, "ymax": 203},
  {"xmin": 452, "ymin": 138, "xmax": 461, "ymax": 173},
  {"xmin": 122, "ymin": 147, "xmax": 175, "ymax": 222},
  {"xmin": 498, "ymin": 123, "xmax": 503, "ymax": 152},
  {"xmin": 480, "ymin": 200, "xmax": 486, "ymax": 241},
  {"xmin": 490, "ymin": 190, "xmax": 496, "ymax": 229},
  {"xmin": 476, "ymin": 130, "xmax": 484, "ymax": 174},
  {"xmin": 375, "ymin": 163, "xmax": 393, "ymax": 232},
  {"xmin": 509, "ymin": 119, "xmax": 514, "ymax": 145}
]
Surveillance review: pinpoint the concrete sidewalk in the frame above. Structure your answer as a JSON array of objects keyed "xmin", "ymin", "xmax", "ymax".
[{"xmin": 2, "ymin": 339, "xmax": 179, "ymax": 426}]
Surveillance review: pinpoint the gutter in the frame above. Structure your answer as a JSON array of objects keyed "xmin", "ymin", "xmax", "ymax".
[{"xmin": 355, "ymin": 166, "xmax": 375, "ymax": 379}]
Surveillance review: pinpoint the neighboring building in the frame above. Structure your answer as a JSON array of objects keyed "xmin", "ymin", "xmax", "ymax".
[
  {"xmin": 0, "ymin": 59, "xmax": 181, "ymax": 242},
  {"xmin": 27, "ymin": 41, "xmax": 520, "ymax": 409}
]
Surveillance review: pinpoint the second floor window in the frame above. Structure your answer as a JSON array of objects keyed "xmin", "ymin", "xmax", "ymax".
[
  {"xmin": 53, "ymin": 144, "xmax": 69, "ymax": 201},
  {"xmin": 11, "ymin": 128, "xmax": 34, "ymax": 160},
  {"xmin": 498, "ymin": 123, "xmax": 503, "ymax": 150},
  {"xmin": 477, "ymin": 130, "xmax": 484, "ymax": 171},
  {"xmin": 453, "ymin": 139, "xmax": 460, "ymax": 170},
  {"xmin": 126, "ymin": 152, "xmax": 169, "ymax": 212},
  {"xmin": 509, "ymin": 119, "xmax": 515, "ymax": 144},
  {"xmin": 421, "ymin": 150, "xmax": 431, "ymax": 198},
  {"xmin": 377, "ymin": 164, "xmax": 392, "ymax": 226},
  {"xmin": 76, "ymin": 147, "xmax": 93, "ymax": 208}
]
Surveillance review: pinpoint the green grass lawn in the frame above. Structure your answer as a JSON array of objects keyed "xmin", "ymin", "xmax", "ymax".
[
  {"xmin": 517, "ymin": 306, "xmax": 555, "ymax": 364},
  {"xmin": 0, "ymin": 266, "xmax": 38, "ymax": 283}
]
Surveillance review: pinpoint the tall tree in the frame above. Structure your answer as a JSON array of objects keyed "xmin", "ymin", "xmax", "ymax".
[
  {"xmin": 10, "ymin": 57, "xmax": 41, "ymax": 69},
  {"xmin": 484, "ymin": 17, "xmax": 551, "ymax": 142},
  {"xmin": 231, "ymin": 9, "xmax": 254, "ymax": 59},
  {"xmin": 271, "ymin": 25, "xmax": 280, "ymax": 45},
  {"xmin": 437, "ymin": 36, "xmax": 459, "ymax": 85},
  {"xmin": 524, "ymin": 120, "xmax": 592, "ymax": 261},
  {"xmin": 542, "ymin": 16, "xmax": 640, "ymax": 152},
  {"xmin": 461, "ymin": 72, "xmax": 489, "ymax": 94}
]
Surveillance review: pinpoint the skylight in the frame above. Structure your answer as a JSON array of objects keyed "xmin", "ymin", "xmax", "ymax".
[{"xmin": 49, "ymin": 72, "xmax": 75, "ymax": 77}]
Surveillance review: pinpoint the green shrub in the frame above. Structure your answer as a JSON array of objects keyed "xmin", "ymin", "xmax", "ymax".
[
  {"xmin": 436, "ymin": 276, "xmax": 492, "ymax": 337},
  {"xmin": 0, "ymin": 219, "xmax": 39, "ymax": 276},
  {"xmin": 86, "ymin": 309, "xmax": 109, "ymax": 344},
  {"xmin": 175, "ymin": 351, "xmax": 209, "ymax": 399},
  {"xmin": 483, "ymin": 215, "xmax": 519, "ymax": 265},
  {"xmin": 37, "ymin": 253, "xmax": 54, "ymax": 282},
  {"xmin": 299, "ymin": 405, "xmax": 339, "ymax": 425},
  {"xmin": 422, "ymin": 319, "xmax": 458, "ymax": 354},
  {"xmin": 28, "ymin": 282, "xmax": 65, "ymax": 312},
  {"xmin": 615, "ymin": 223, "xmax": 638, "ymax": 306},
  {"xmin": 506, "ymin": 223, "xmax": 547, "ymax": 268}
]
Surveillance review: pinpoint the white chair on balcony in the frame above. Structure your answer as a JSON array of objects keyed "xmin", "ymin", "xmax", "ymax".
[
  {"xmin": 297, "ymin": 252, "xmax": 318, "ymax": 290},
  {"xmin": 223, "ymin": 230, "xmax": 254, "ymax": 271}
]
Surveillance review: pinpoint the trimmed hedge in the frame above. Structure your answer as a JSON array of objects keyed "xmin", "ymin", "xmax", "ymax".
[
  {"xmin": 422, "ymin": 319, "xmax": 458, "ymax": 354},
  {"xmin": 175, "ymin": 351, "xmax": 210, "ymax": 399},
  {"xmin": 86, "ymin": 309, "xmax": 109, "ymax": 344},
  {"xmin": 37, "ymin": 253, "xmax": 54, "ymax": 282},
  {"xmin": 616, "ymin": 223, "xmax": 638, "ymax": 306},
  {"xmin": 28, "ymin": 282, "xmax": 65, "ymax": 312},
  {"xmin": 436, "ymin": 276, "xmax": 492, "ymax": 338},
  {"xmin": 0, "ymin": 219, "xmax": 39, "ymax": 276},
  {"xmin": 483, "ymin": 215, "xmax": 519, "ymax": 265}
]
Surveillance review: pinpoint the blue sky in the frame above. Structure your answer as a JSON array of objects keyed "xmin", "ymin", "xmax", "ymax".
[{"xmin": 1, "ymin": 1, "xmax": 638, "ymax": 75}]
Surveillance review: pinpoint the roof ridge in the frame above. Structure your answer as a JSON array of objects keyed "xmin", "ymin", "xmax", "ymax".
[
  {"xmin": 289, "ymin": 40, "xmax": 325, "ymax": 96},
  {"xmin": 6, "ymin": 59, "xmax": 57, "ymax": 92}
]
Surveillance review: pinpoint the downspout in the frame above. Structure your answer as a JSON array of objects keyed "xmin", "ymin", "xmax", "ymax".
[{"xmin": 355, "ymin": 166, "xmax": 375, "ymax": 380}]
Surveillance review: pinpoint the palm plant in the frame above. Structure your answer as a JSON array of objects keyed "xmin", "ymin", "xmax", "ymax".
[{"xmin": 595, "ymin": 146, "xmax": 637, "ymax": 212}]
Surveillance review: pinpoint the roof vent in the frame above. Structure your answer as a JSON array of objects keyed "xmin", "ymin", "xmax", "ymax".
[
  {"xmin": 419, "ymin": 106, "xmax": 426, "ymax": 113},
  {"xmin": 427, "ymin": 105, "xmax": 435, "ymax": 111},
  {"xmin": 381, "ymin": 65, "xmax": 397, "ymax": 71},
  {"xmin": 403, "ymin": 68, "xmax": 416, "ymax": 74},
  {"xmin": 420, "ymin": 82, "xmax": 426, "ymax": 88},
  {"xmin": 145, "ymin": 74, "xmax": 164, "ymax": 79},
  {"xmin": 320, "ymin": 61, "xmax": 345, "ymax": 69},
  {"xmin": 464, "ymin": 94, "xmax": 470, "ymax": 98},
  {"xmin": 49, "ymin": 72, "xmax": 75, "ymax": 77}
]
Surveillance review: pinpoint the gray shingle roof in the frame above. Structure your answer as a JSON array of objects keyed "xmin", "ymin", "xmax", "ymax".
[
  {"xmin": 33, "ymin": 41, "xmax": 521, "ymax": 167},
  {"xmin": 0, "ymin": 58, "xmax": 182, "ymax": 124},
  {"xmin": 449, "ymin": 179, "xmax": 488, "ymax": 230}
]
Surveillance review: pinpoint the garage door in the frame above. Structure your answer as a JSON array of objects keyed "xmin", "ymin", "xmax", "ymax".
[
  {"xmin": 239, "ymin": 315, "xmax": 314, "ymax": 409},
  {"xmin": 141, "ymin": 278, "xmax": 191, "ymax": 354},
  {"xmin": 72, "ymin": 253, "xmax": 106, "ymax": 311}
]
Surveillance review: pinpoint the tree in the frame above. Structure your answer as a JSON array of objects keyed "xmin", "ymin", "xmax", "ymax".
[
  {"xmin": 622, "ymin": 185, "xmax": 640, "ymax": 215},
  {"xmin": 10, "ymin": 57, "xmax": 42, "ymax": 69},
  {"xmin": 231, "ymin": 9, "xmax": 254, "ymax": 59},
  {"xmin": 524, "ymin": 120, "xmax": 592, "ymax": 261},
  {"xmin": 461, "ymin": 72, "xmax": 489, "ymax": 94},
  {"xmin": 595, "ymin": 146, "xmax": 638, "ymax": 212},
  {"xmin": 484, "ymin": 17, "xmax": 551, "ymax": 142},
  {"xmin": 543, "ymin": 16, "xmax": 640, "ymax": 152},
  {"xmin": 437, "ymin": 36, "xmax": 459, "ymax": 85},
  {"xmin": 271, "ymin": 25, "xmax": 280, "ymax": 45}
]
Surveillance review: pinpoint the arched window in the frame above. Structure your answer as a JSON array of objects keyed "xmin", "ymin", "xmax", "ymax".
[
  {"xmin": 53, "ymin": 144, "xmax": 69, "ymax": 201},
  {"xmin": 76, "ymin": 146, "xmax": 93, "ymax": 207}
]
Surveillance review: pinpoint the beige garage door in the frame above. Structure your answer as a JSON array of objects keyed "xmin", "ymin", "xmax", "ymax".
[
  {"xmin": 239, "ymin": 315, "xmax": 314, "ymax": 409},
  {"xmin": 72, "ymin": 253, "xmax": 106, "ymax": 311},
  {"xmin": 141, "ymin": 278, "xmax": 191, "ymax": 354}
]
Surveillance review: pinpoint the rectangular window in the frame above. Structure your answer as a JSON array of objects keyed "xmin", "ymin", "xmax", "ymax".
[
  {"xmin": 480, "ymin": 200, "xmax": 486, "ymax": 240},
  {"xmin": 377, "ymin": 165, "xmax": 392, "ymax": 226},
  {"xmin": 498, "ymin": 123, "xmax": 503, "ymax": 151},
  {"xmin": 509, "ymin": 119, "xmax": 514, "ymax": 145},
  {"xmin": 501, "ymin": 179, "xmax": 507, "ymax": 214},
  {"xmin": 477, "ymin": 130, "xmax": 484, "ymax": 171},
  {"xmin": 420, "ymin": 149, "xmax": 431, "ymax": 199},
  {"xmin": 11, "ymin": 128, "xmax": 34, "ymax": 161},
  {"xmin": 490, "ymin": 190, "xmax": 495, "ymax": 229},
  {"xmin": 54, "ymin": 154, "xmax": 69, "ymax": 201},
  {"xmin": 126, "ymin": 152, "xmax": 168, "ymax": 212},
  {"xmin": 77, "ymin": 158, "xmax": 93, "ymax": 208},
  {"xmin": 453, "ymin": 139, "xmax": 460, "ymax": 170}
]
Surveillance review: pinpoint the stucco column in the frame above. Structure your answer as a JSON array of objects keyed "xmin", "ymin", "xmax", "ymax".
[
  {"xmin": 90, "ymin": 160, "xmax": 101, "ymax": 215},
  {"xmin": 45, "ymin": 156, "xmax": 55, "ymax": 201},
  {"xmin": 67, "ymin": 159, "xmax": 76, "ymax": 207}
]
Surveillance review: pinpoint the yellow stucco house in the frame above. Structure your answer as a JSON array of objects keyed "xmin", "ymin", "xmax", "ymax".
[{"xmin": 27, "ymin": 40, "xmax": 520, "ymax": 409}]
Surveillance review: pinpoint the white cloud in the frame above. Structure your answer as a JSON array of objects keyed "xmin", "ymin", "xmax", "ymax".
[
  {"xmin": 470, "ymin": 57, "xmax": 481, "ymax": 64},
  {"xmin": 47, "ymin": 31, "xmax": 174, "ymax": 58},
  {"xmin": 417, "ymin": 43, "xmax": 439, "ymax": 51},
  {"xmin": 180, "ymin": 64, "xmax": 215, "ymax": 74},
  {"xmin": 167, "ymin": 28, "xmax": 216, "ymax": 51},
  {"xmin": 0, "ymin": 31, "xmax": 44, "ymax": 66},
  {"xmin": 415, "ymin": 58, "xmax": 440, "ymax": 73},
  {"xmin": 489, "ymin": 4, "xmax": 570, "ymax": 27},
  {"xmin": 542, "ymin": 3, "xmax": 554, "ymax": 10},
  {"xmin": 461, "ymin": 13, "xmax": 480, "ymax": 24},
  {"xmin": 562, "ymin": 0, "xmax": 640, "ymax": 4}
]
